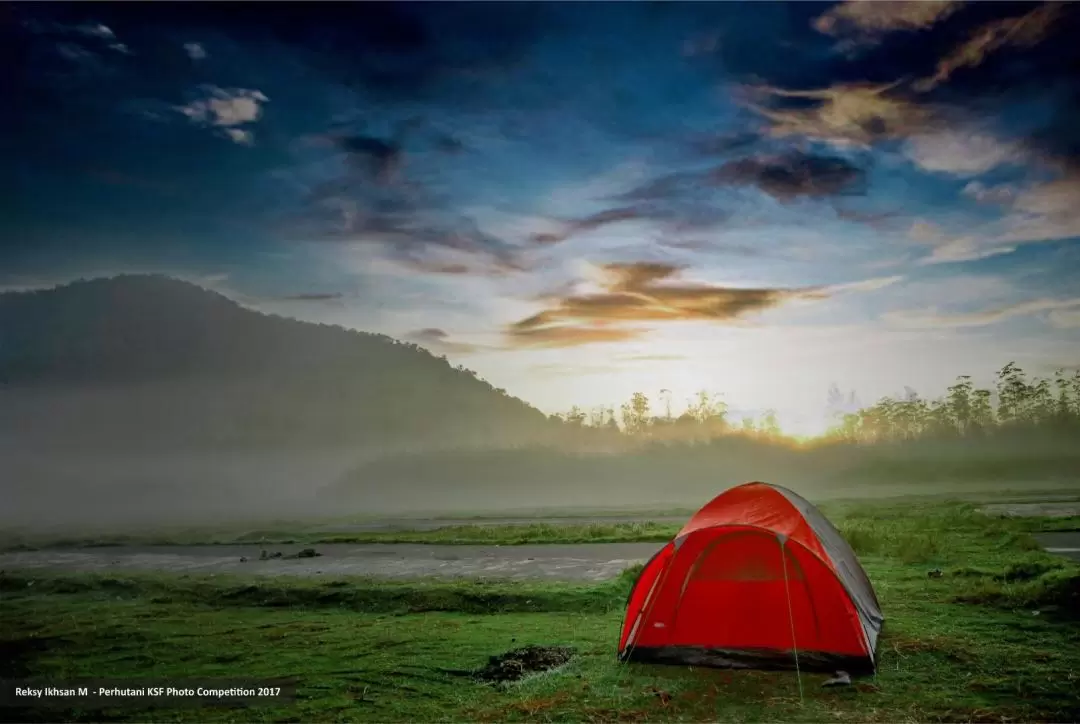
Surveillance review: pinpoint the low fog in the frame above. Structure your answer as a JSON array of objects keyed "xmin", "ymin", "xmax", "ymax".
[
  {"xmin": 6, "ymin": 391, "xmax": 1078, "ymax": 536},
  {"xmin": 3, "ymin": 278, "xmax": 1077, "ymax": 536}
]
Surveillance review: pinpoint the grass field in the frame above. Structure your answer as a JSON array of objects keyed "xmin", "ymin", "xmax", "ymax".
[
  {"xmin": 3, "ymin": 501, "xmax": 1079, "ymax": 722},
  {"xmin": 3, "ymin": 490, "xmax": 1078, "ymax": 552}
]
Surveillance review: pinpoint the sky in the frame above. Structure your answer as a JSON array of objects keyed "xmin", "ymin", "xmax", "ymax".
[{"xmin": 4, "ymin": 1, "xmax": 1080, "ymax": 436}]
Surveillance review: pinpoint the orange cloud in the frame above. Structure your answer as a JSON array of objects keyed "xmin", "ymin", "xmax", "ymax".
[
  {"xmin": 814, "ymin": 1, "xmax": 962, "ymax": 46},
  {"xmin": 506, "ymin": 322, "xmax": 646, "ymax": 349},
  {"xmin": 504, "ymin": 263, "xmax": 821, "ymax": 349},
  {"xmin": 745, "ymin": 82, "xmax": 932, "ymax": 146},
  {"xmin": 915, "ymin": 3, "xmax": 1064, "ymax": 91}
]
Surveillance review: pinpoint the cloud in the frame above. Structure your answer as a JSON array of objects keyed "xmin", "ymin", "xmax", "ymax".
[
  {"xmin": 530, "ymin": 207, "xmax": 649, "ymax": 245},
  {"xmin": 346, "ymin": 214, "xmax": 526, "ymax": 277},
  {"xmin": 282, "ymin": 117, "xmax": 530, "ymax": 275},
  {"xmin": 223, "ymin": 128, "xmax": 254, "ymax": 146},
  {"xmin": 405, "ymin": 328, "xmax": 481, "ymax": 355},
  {"xmin": 506, "ymin": 323, "xmax": 647, "ymax": 349},
  {"xmin": 570, "ymin": 150, "xmax": 866, "ymax": 246},
  {"xmin": 746, "ymin": 82, "xmax": 931, "ymax": 147},
  {"xmin": 1048, "ymin": 307, "xmax": 1080, "ymax": 329},
  {"xmin": 333, "ymin": 121, "xmax": 420, "ymax": 185},
  {"xmin": 1012, "ymin": 174, "xmax": 1080, "ymax": 219},
  {"xmin": 77, "ymin": 23, "xmax": 116, "ymax": 39},
  {"xmin": 503, "ymin": 262, "xmax": 824, "ymax": 349},
  {"xmin": 908, "ymin": 223, "xmax": 1016, "ymax": 264},
  {"xmin": 504, "ymin": 263, "xmax": 899, "ymax": 350},
  {"xmin": 711, "ymin": 151, "xmax": 867, "ymax": 201},
  {"xmin": 92, "ymin": 24, "xmax": 133, "ymax": 51},
  {"xmin": 915, "ymin": 3, "xmax": 1064, "ymax": 92},
  {"xmin": 919, "ymin": 237, "xmax": 1017, "ymax": 265},
  {"xmin": 820, "ymin": 275, "xmax": 904, "ymax": 294},
  {"xmin": 813, "ymin": 1, "xmax": 962, "ymax": 47},
  {"xmin": 906, "ymin": 131, "xmax": 1023, "ymax": 175},
  {"xmin": 885, "ymin": 297, "xmax": 1080, "ymax": 328},
  {"xmin": 989, "ymin": 175, "xmax": 1080, "ymax": 248},
  {"xmin": 962, "ymin": 181, "xmax": 1017, "ymax": 205},
  {"xmin": 176, "ymin": 86, "xmax": 268, "ymax": 128},
  {"xmin": 184, "ymin": 42, "xmax": 207, "ymax": 60},
  {"xmin": 286, "ymin": 170, "xmax": 525, "ymax": 276},
  {"xmin": 910, "ymin": 175, "xmax": 1080, "ymax": 264}
]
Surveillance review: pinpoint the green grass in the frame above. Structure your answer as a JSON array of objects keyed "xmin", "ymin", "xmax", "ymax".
[
  {"xmin": 3, "ymin": 502, "xmax": 1079, "ymax": 722},
  {"xmin": 1012, "ymin": 515, "xmax": 1080, "ymax": 533},
  {"xmin": 4, "ymin": 496, "xmax": 1076, "ymax": 552},
  {"xmin": 0, "ymin": 521, "xmax": 681, "ymax": 552}
]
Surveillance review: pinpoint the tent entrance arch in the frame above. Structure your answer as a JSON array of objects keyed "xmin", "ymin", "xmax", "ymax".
[{"xmin": 618, "ymin": 482, "xmax": 883, "ymax": 675}]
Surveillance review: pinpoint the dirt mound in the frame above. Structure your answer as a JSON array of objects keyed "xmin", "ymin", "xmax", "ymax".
[{"xmin": 474, "ymin": 645, "xmax": 576, "ymax": 683}]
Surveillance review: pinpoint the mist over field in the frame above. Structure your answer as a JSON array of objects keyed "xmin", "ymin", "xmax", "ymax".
[{"xmin": 1, "ymin": 278, "xmax": 1076, "ymax": 532}]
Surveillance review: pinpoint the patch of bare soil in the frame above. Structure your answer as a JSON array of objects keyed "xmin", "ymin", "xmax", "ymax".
[{"xmin": 474, "ymin": 645, "xmax": 576, "ymax": 683}]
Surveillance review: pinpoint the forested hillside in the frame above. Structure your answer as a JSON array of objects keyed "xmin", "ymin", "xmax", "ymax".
[{"xmin": 0, "ymin": 275, "xmax": 554, "ymax": 450}]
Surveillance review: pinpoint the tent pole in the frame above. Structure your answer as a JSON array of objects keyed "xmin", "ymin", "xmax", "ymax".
[{"xmin": 778, "ymin": 534, "xmax": 804, "ymax": 704}]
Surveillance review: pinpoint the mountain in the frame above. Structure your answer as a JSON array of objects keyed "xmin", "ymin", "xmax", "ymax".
[{"xmin": 0, "ymin": 275, "xmax": 555, "ymax": 450}]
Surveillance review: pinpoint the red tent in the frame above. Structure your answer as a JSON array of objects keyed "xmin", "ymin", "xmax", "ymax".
[{"xmin": 618, "ymin": 481, "xmax": 883, "ymax": 675}]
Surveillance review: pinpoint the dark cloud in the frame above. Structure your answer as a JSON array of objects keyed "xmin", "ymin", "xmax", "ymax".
[
  {"xmin": 531, "ymin": 196, "xmax": 737, "ymax": 247},
  {"xmin": 504, "ymin": 262, "xmax": 820, "ymax": 349},
  {"xmin": 711, "ymin": 151, "xmax": 868, "ymax": 202},
  {"xmin": 611, "ymin": 150, "xmax": 866, "ymax": 216},
  {"xmin": 329, "ymin": 118, "xmax": 425, "ymax": 184},
  {"xmin": 531, "ymin": 207, "xmax": 646, "ymax": 245},
  {"xmin": 336, "ymin": 134, "xmax": 404, "ymax": 185},
  {"xmin": 528, "ymin": 148, "xmax": 865, "ymax": 249},
  {"xmin": 286, "ymin": 192, "xmax": 525, "ymax": 275},
  {"xmin": 685, "ymin": 131, "xmax": 763, "ymax": 157},
  {"xmin": 283, "ymin": 133, "xmax": 524, "ymax": 275}
]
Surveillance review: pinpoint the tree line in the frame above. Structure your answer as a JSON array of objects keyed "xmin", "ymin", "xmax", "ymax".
[
  {"xmin": 826, "ymin": 364, "xmax": 1080, "ymax": 443},
  {"xmin": 554, "ymin": 388, "xmax": 780, "ymax": 439},
  {"xmin": 554, "ymin": 364, "xmax": 1080, "ymax": 443}
]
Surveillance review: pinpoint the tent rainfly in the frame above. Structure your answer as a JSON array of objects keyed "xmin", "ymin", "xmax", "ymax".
[{"xmin": 618, "ymin": 481, "xmax": 884, "ymax": 676}]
